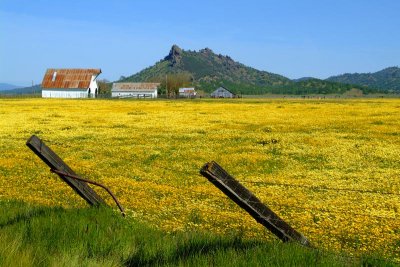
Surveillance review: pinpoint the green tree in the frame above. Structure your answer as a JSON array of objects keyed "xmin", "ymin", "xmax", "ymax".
[
  {"xmin": 158, "ymin": 72, "xmax": 193, "ymax": 98},
  {"xmin": 97, "ymin": 79, "xmax": 111, "ymax": 97}
]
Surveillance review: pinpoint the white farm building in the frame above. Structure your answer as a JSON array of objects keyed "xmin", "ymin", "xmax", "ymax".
[
  {"xmin": 41, "ymin": 69, "xmax": 101, "ymax": 98},
  {"xmin": 210, "ymin": 86, "xmax": 236, "ymax": 98},
  {"xmin": 178, "ymin": 87, "xmax": 196, "ymax": 98},
  {"xmin": 112, "ymin": 83, "xmax": 160, "ymax": 98}
]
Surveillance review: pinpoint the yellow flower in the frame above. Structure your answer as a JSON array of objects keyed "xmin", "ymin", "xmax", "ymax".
[{"xmin": 0, "ymin": 98, "xmax": 399, "ymax": 259}]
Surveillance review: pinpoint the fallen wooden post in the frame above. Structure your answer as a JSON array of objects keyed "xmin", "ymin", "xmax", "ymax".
[
  {"xmin": 26, "ymin": 135, "xmax": 106, "ymax": 206},
  {"xmin": 200, "ymin": 161, "xmax": 312, "ymax": 247}
]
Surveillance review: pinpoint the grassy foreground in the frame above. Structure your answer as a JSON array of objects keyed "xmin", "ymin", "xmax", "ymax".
[{"xmin": 0, "ymin": 200, "xmax": 392, "ymax": 267}]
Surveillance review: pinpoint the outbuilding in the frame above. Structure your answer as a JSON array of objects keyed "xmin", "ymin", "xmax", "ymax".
[
  {"xmin": 179, "ymin": 87, "xmax": 196, "ymax": 98},
  {"xmin": 112, "ymin": 83, "xmax": 160, "ymax": 98},
  {"xmin": 41, "ymin": 68, "xmax": 101, "ymax": 98},
  {"xmin": 210, "ymin": 86, "xmax": 236, "ymax": 98}
]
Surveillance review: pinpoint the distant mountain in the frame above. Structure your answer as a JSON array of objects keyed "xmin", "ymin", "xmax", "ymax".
[
  {"xmin": 292, "ymin": 77, "xmax": 316, "ymax": 82},
  {"xmin": 326, "ymin": 67, "xmax": 400, "ymax": 92},
  {"xmin": 0, "ymin": 84, "xmax": 41, "ymax": 95},
  {"xmin": 122, "ymin": 45, "xmax": 291, "ymax": 94},
  {"xmin": 0, "ymin": 83, "xmax": 22, "ymax": 91},
  {"xmin": 121, "ymin": 45, "xmax": 373, "ymax": 95},
  {"xmin": 283, "ymin": 78, "xmax": 368, "ymax": 95}
]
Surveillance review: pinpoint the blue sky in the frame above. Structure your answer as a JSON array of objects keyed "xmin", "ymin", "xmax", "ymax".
[{"xmin": 1, "ymin": 0, "xmax": 399, "ymax": 86}]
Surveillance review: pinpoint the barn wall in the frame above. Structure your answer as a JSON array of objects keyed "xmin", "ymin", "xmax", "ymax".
[
  {"xmin": 89, "ymin": 76, "xmax": 98, "ymax": 97},
  {"xmin": 42, "ymin": 89, "xmax": 89, "ymax": 98},
  {"xmin": 111, "ymin": 90, "xmax": 157, "ymax": 98}
]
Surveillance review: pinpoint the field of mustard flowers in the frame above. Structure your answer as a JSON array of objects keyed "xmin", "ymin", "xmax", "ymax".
[{"xmin": 0, "ymin": 98, "xmax": 399, "ymax": 260}]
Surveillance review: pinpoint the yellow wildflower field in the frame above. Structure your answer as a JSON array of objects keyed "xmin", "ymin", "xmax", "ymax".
[{"xmin": 0, "ymin": 98, "xmax": 399, "ymax": 258}]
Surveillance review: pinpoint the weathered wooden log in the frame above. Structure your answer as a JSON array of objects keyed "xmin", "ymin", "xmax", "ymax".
[
  {"xmin": 200, "ymin": 161, "xmax": 312, "ymax": 247},
  {"xmin": 26, "ymin": 135, "xmax": 105, "ymax": 206}
]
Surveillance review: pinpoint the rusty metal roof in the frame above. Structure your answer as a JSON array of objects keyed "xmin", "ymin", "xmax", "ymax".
[
  {"xmin": 41, "ymin": 69, "xmax": 101, "ymax": 89},
  {"xmin": 112, "ymin": 82, "xmax": 160, "ymax": 91}
]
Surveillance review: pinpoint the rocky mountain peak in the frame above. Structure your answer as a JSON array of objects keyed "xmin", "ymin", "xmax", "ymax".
[
  {"xmin": 200, "ymin": 47, "xmax": 214, "ymax": 54},
  {"xmin": 164, "ymin": 45, "xmax": 183, "ymax": 65}
]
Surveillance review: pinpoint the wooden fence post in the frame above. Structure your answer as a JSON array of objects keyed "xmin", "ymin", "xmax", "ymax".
[
  {"xmin": 200, "ymin": 161, "xmax": 312, "ymax": 247},
  {"xmin": 26, "ymin": 135, "xmax": 105, "ymax": 206}
]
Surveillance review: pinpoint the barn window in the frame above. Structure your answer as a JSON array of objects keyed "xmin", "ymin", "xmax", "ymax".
[{"xmin": 52, "ymin": 72, "xmax": 57, "ymax": 82}]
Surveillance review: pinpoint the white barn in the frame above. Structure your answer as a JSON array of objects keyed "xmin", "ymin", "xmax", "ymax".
[
  {"xmin": 112, "ymin": 83, "xmax": 160, "ymax": 98},
  {"xmin": 179, "ymin": 87, "xmax": 196, "ymax": 98},
  {"xmin": 41, "ymin": 69, "xmax": 101, "ymax": 98},
  {"xmin": 210, "ymin": 86, "xmax": 236, "ymax": 98}
]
